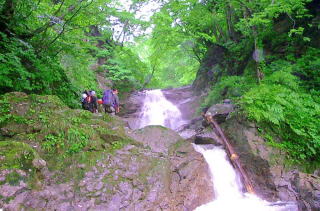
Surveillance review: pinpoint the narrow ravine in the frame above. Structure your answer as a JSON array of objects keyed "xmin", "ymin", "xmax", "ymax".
[{"xmin": 138, "ymin": 88, "xmax": 297, "ymax": 211}]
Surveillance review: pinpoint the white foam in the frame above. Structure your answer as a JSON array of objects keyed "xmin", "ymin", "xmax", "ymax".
[
  {"xmin": 139, "ymin": 89, "xmax": 185, "ymax": 130},
  {"xmin": 193, "ymin": 145, "xmax": 297, "ymax": 211}
]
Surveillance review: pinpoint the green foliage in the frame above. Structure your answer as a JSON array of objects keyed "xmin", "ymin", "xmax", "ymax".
[
  {"xmin": 241, "ymin": 64, "xmax": 320, "ymax": 163},
  {"xmin": 293, "ymin": 48, "xmax": 320, "ymax": 91},
  {"xmin": 42, "ymin": 134, "xmax": 65, "ymax": 153},
  {"xmin": 202, "ymin": 76, "xmax": 255, "ymax": 109},
  {"xmin": 105, "ymin": 46, "xmax": 148, "ymax": 91},
  {"xmin": 0, "ymin": 32, "xmax": 79, "ymax": 107},
  {"xmin": 0, "ymin": 95, "xmax": 28, "ymax": 126},
  {"xmin": 0, "ymin": 0, "xmax": 152, "ymax": 105},
  {"xmin": 0, "ymin": 141, "xmax": 37, "ymax": 171},
  {"xmin": 5, "ymin": 171, "xmax": 26, "ymax": 186},
  {"xmin": 66, "ymin": 128, "xmax": 89, "ymax": 155},
  {"xmin": 111, "ymin": 141, "xmax": 124, "ymax": 150},
  {"xmin": 42, "ymin": 127, "xmax": 89, "ymax": 156}
]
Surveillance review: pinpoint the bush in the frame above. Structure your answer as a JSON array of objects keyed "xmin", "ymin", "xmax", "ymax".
[
  {"xmin": 293, "ymin": 48, "xmax": 320, "ymax": 91},
  {"xmin": 241, "ymin": 69, "xmax": 320, "ymax": 163},
  {"xmin": 0, "ymin": 33, "xmax": 80, "ymax": 108},
  {"xmin": 201, "ymin": 75, "xmax": 255, "ymax": 109}
]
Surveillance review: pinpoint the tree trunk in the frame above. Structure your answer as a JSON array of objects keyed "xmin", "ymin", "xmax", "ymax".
[
  {"xmin": 141, "ymin": 64, "xmax": 156, "ymax": 90},
  {"xmin": 226, "ymin": 1, "xmax": 236, "ymax": 41},
  {"xmin": 205, "ymin": 115, "xmax": 255, "ymax": 194}
]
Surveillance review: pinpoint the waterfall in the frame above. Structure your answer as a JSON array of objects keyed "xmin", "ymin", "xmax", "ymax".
[
  {"xmin": 139, "ymin": 89, "xmax": 185, "ymax": 130},
  {"xmin": 137, "ymin": 89, "xmax": 297, "ymax": 211},
  {"xmin": 193, "ymin": 145, "xmax": 297, "ymax": 211}
]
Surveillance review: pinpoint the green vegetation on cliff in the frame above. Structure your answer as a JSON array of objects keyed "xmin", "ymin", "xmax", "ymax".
[
  {"xmin": 183, "ymin": 0, "xmax": 320, "ymax": 164},
  {"xmin": 0, "ymin": 92, "xmax": 135, "ymax": 185}
]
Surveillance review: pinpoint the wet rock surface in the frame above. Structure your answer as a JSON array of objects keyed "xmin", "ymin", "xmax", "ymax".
[
  {"xmin": 118, "ymin": 91, "xmax": 145, "ymax": 129},
  {"xmin": 205, "ymin": 102, "xmax": 235, "ymax": 123},
  {"xmin": 128, "ymin": 125, "xmax": 183, "ymax": 154},
  {"xmin": 0, "ymin": 141, "xmax": 213, "ymax": 210},
  {"xmin": 162, "ymin": 86, "xmax": 204, "ymax": 121}
]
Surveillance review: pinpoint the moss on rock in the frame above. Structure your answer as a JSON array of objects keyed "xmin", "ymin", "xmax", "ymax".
[
  {"xmin": 0, "ymin": 141, "xmax": 38, "ymax": 171},
  {"xmin": 0, "ymin": 92, "xmax": 136, "ymax": 184}
]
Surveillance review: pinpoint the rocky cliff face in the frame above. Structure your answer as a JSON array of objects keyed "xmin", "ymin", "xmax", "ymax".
[
  {"xmin": 0, "ymin": 92, "xmax": 213, "ymax": 210},
  {"xmin": 192, "ymin": 44, "xmax": 227, "ymax": 93}
]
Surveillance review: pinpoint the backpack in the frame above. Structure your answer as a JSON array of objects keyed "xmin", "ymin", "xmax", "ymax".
[{"xmin": 102, "ymin": 90, "xmax": 113, "ymax": 105}]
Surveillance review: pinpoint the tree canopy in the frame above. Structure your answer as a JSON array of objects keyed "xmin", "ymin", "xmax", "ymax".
[{"xmin": 0, "ymin": 0, "xmax": 319, "ymax": 165}]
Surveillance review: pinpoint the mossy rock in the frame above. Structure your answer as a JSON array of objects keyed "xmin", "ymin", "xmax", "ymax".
[
  {"xmin": 0, "ymin": 141, "xmax": 38, "ymax": 171},
  {"xmin": 0, "ymin": 92, "xmax": 138, "ymax": 184}
]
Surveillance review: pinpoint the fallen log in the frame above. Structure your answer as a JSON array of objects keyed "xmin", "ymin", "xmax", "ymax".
[{"xmin": 205, "ymin": 113, "xmax": 255, "ymax": 194}]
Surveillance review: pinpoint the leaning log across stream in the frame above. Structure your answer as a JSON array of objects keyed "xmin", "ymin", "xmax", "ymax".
[{"xmin": 205, "ymin": 114, "xmax": 255, "ymax": 194}]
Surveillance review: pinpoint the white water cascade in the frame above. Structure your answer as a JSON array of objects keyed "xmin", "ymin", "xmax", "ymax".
[
  {"xmin": 138, "ymin": 89, "xmax": 296, "ymax": 211},
  {"xmin": 193, "ymin": 145, "xmax": 297, "ymax": 211},
  {"xmin": 139, "ymin": 89, "xmax": 185, "ymax": 130}
]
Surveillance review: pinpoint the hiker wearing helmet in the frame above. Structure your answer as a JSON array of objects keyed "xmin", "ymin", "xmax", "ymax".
[
  {"xmin": 88, "ymin": 90, "xmax": 98, "ymax": 113},
  {"xmin": 81, "ymin": 92, "xmax": 88, "ymax": 110}
]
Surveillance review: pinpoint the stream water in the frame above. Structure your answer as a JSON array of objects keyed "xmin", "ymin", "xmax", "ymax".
[
  {"xmin": 139, "ymin": 89, "xmax": 297, "ymax": 211},
  {"xmin": 139, "ymin": 89, "xmax": 186, "ymax": 130}
]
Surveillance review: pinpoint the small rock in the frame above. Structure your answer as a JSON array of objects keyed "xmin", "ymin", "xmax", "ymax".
[
  {"xmin": 32, "ymin": 158, "xmax": 47, "ymax": 169},
  {"xmin": 113, "ymin": 175, "xmax": 119, "ymax": 180},
  {"xmin": 86, "ymin": 183, "xmax": 95, "ymax": 192},
  {"xmin": 78, "ymin": 164, "xmax": 86, "ymax": 169},
  {"xmin": 94, "ymin": 191, "xmax": 102, "ymax": 197},
  {"xmin": 95, "ymin": 182, "xmax": 104, "ymax": 191}
]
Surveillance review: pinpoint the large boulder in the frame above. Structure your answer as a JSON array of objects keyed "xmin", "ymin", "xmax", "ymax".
[
  {"xmin": 2, "ymin": 140, "xmax": 214, "ymax": 210},
  {"xmin": 128, "ymin": 125, "xmax": 183, "ymax": 154},
  {"xmin": 118, "ymin": 91, "xmax": 145, "ymax": 129}
]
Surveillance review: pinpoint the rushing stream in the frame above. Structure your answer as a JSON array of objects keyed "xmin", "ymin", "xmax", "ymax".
[
  {"xmin": 139, "ymin": 89, "xmax": 186, "ymax": 130},
  {"xmin": 139, "ymin": 89, "xmax": 297, "ymax": 211},
  {"xmin": 193, "ymin": 145, "xmax": 297, "ymax": 211}
]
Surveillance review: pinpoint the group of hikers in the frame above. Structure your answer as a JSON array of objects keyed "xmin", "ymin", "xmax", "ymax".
[{"xmin": 81, "ymin": 88, "xmax": 120, "ymax": 115}]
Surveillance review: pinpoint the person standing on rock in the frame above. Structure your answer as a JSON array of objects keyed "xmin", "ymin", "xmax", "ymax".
[
  {"xmin": 112, "ymin": 88, "xmax": 120, "ymax": 114},
  {"xmin": 102, "ymin": 88, "xmax": 120, "ymax": 115},
  {"xmin": 88, "ymin": 91, "xmax": 98, "ymax": 113}
]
